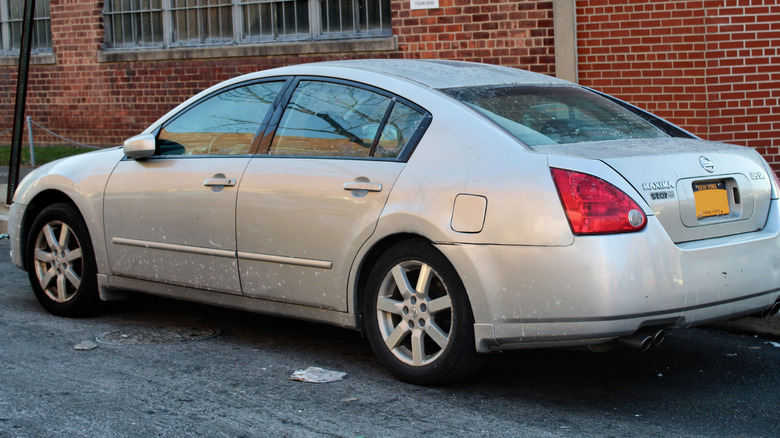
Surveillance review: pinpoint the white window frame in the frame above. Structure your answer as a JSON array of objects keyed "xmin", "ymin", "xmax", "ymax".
[
  {"xmin": 104, "ymin": 0, "xmax": 391, "ymax": 50},
  {"xmin": 0, "ymin": 0, "xmax": 52, "ymax": 55}
]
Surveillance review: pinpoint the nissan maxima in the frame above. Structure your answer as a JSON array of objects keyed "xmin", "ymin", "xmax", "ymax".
[{"xmin": 9, "ymin": 60, "xmax": 780, "ymax": 384}]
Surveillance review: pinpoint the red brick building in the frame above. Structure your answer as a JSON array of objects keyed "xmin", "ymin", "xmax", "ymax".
[{"xmin": 1, "ymin": 0, "xmax": 779, "ymax": 171}]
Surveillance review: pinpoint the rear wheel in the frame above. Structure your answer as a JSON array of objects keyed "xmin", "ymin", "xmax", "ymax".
[
  {"xmin": 363, "ymin": 240, "xmax": 482, "ymax": 385},
  {"xmin": 26, "ymin": 203, "xmax": 99, "ymax": 317}
]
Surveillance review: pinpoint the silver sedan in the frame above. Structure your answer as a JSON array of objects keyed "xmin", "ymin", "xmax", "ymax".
[{"xmin": 9, "ymin": 60, "xmax": 780, "ymax": 384}]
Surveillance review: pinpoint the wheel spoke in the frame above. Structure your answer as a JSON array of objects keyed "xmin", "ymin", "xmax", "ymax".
[
  {"xmin": 40, "ymin": 267, "xmax": 57, "ymax": 290},
  {"xmin": 64, "ymin": 267, "xmax": 81, "ymax": 290},
  {"xmin": 427, "ymin": 295, "xmax": 452, "ymax": 314},
  {"xmin": 58, "ymin": 224, "xmax": 72, "ymax": 248},
  {"xmin": 425, "ymin": 321, "xmax": 450, "ymax": 349},
  {"xmin": 34, "ymin": 249, "xmax": 54, "ymax": 264},
  {"xmin": 410, "ymin": 330, "xmax": 425, "ymax": 366},
  {"xmin": 390, "ymin": 265, "xmax": 414, "ymax": 299},
  {"xmin": 384, "ymin": 323, "xmax": 410, "ymax": 350},
  {"xmin": 56, "ymin": 274, "xmax": 68, "ymax": 302},
  {"xmin": 377, "ymin": 296, "xmax": 403, "ymax": 315},
  {"xmin": 42, "ymin": 224, "xmax": 59, "ymax": 250},
  {"xmin": 416, "ymin": 263, "xmax": 433, "ymax": 295},
  {"xmin": 64, "ymin": 247, "xmax": 82, "ymax": 264}
]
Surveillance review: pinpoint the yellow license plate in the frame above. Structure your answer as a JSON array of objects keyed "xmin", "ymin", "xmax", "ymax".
[{"xmin": 693, "ymin": 181, "xmax": 730, "ymax": 218}]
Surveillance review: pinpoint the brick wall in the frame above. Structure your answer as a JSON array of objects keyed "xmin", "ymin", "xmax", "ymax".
[
  {"xmin": 577, "ymin": 0, "xmax": 780, "ymax": 171},
  {"xmin": 0, "ymin": 0, "xmax": 555, "ymax": 148}
]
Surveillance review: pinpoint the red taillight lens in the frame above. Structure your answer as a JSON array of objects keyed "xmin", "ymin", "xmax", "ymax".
[{"xmin": 551, "ymin": 168, "xmax": 647, "ymax": 235}]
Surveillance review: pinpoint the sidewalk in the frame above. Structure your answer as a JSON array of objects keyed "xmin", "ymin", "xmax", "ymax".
[{"xmin": 1, "ymin": 167, "xmax": 779, "ymax": 338}]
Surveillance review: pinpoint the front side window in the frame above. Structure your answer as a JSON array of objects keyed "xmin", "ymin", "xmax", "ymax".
[
  {"xmin": 269, "ymin": 80, "xmax": 425, "ymax": 159},
  {"xmin": 104, "ymin": 0, "xmax": 390, "ymax": 50},
  {"xmin": 157, "ymin": 81, "xmax": 284, "ymax": 156},
  {"xmin": 443, "ymin": 85, "xmax": 668, "ymax": 147},
  {"xmin": 0, "ymin": 0, "xmax": 52, "ymax": 55}
]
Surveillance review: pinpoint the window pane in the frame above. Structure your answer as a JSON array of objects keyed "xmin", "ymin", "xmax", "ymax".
[
  {"xmin": 3, "ymin": 0, "xmax": 52, "ymax": 54},
  {"xmin": 158, "ymin": 81, "xmax": 285, "ymax": 156},
  {"xmin": 375, "ymin": 102, "xmax": 425, "ymax": 158},
  {"xmin": 172, "ymin": 0, "xmax": 233, "ymax": 46},
  {"xmin": 104, "ymin": 0, "xmax": 163, "ymax": 49},
  {"xmin": 320, "ymin": 0, "xmax": 390, "ymax": 37},
  {"xmin": 270, "ymin": 81, "xmax": 392, "ymax": 158},
  {"xmin": 443, "ymin": 85, "xmax": 668, "ymax": 147}
]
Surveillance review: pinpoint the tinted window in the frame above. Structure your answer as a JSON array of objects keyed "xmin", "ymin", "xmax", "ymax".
[
  {"xmin": 157, "ymin": 81, "xmax": 284, "ymax": 156},
  {"xmin": 443, "ymin": 85, "xmax": 668, "ymax": 147},
  {"xmin": 269, "ymin": 80, "xmax": 425, "ymax": 159},
  {"xmin": 374, "ymin": 101, "xmax": 426, "ymax": 158}
]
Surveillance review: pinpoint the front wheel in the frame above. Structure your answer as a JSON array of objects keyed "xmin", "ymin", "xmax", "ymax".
[
  {"xmin": 363, "ymin": 240, "xmax": 482, "ymax": 385},
  {"xmin": 25, "ymin": 203, "xmax": 100, "ymax": 317}
]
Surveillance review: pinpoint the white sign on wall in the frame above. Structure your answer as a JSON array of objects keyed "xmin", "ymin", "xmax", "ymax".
[{"xmin": 410, "ymin": 0, "xmax": 439, "ymax": 10}]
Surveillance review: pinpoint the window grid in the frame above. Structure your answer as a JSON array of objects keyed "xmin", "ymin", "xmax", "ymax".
[
  {"xmin": 105, "ymin": 0, "xmax": 389, "ymax": 49},
  {"xmin": 1, "ymin": 0, "xmax": 52, "ymax": 55}
]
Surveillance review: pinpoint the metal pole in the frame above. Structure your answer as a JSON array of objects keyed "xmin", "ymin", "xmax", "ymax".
[
  {"xmin": 6, "ymin": 0, "xmax": 37, "ymax": 205},
  {"xmin": 26, "ymin": 116, "xmax": 35, "ymax": 168}
]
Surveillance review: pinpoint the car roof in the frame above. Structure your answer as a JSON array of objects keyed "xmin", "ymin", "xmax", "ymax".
[{"xmin": 267, "ymin": 59, "xmax": 573, "ymax": 90}]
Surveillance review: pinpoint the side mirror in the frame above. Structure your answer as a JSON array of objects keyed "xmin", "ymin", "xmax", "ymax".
[{"xmin": 123, "ymin": 133, "xmax": 156, "ymax": 159}]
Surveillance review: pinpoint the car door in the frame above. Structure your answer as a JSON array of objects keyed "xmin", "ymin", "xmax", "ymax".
[
  {"xmin": 103, "ymin": 80, "xmax": 286, "ymax": 294},
  {"xmin": 236, "ymin": 79, "xmax": 430, "ymax": 311}
]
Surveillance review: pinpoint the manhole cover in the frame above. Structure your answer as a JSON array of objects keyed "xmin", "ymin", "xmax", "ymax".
[{"xmin": 96, "ymin": 326, "xmax": 220, "ymax": 345}]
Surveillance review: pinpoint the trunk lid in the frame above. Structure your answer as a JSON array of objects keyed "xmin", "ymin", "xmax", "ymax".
[{"xmin": 536, "ymin": 138, "xmax": 774, "ymax": 243}]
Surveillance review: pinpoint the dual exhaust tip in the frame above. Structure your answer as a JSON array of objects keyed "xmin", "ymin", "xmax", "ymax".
[
  {"xmin": 760, "ymin": 300, "xmax": 780, "ymax": 319},
  {"xmin": 617, "ymin": 328, "xmax": 666, "ymax": 351}
]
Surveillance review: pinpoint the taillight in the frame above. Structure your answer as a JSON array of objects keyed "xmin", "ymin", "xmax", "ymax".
[{"xmin": 551, "ymin": 168, "xmax": 647, "ymax": 235}]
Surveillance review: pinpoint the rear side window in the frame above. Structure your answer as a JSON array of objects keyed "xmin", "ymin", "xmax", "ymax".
[
  {"xmin": 269, "ymin": 80, "xmax": 426, "ymax": 159},
  {"xmin": 443, "ymin": 85, "xmax": 668, "ymax": 147},
  {"xmin": 157, "ymin": 81, "xmax": 284, "ymax": 156}
]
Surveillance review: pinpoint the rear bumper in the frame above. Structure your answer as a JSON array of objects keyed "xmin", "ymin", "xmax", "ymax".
[{"xmin": 438, "ymin": 199, "xmax": 780, "ymax": 353}]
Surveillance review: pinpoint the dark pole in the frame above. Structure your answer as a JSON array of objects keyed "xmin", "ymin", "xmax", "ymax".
[{"xmin": 6, "ymin": 0, "xmax": 37, "ymax": 205}]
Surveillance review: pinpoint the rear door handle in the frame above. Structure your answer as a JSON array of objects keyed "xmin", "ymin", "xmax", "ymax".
[
  {"xmin": 203, "ymin": 178, "xmax": 236, "ymax": 187},
  {"xmin": 343, "ymin": 182, "xmax": 382, "ymax": 192}
]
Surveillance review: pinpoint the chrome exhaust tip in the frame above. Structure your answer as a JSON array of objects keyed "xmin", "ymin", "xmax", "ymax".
[
  {"xmin": 617, "ymin": 331, "xmax": 654, "ymax": 351},
  {"xmin": 617, "ymin": 328, "xmax": 665, "ymax": 351},
  {"xmin": 761, "ymin": 301, "xmax": 780, "ymax": 318}
]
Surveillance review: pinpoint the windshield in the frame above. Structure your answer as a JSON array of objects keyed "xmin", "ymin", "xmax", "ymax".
[{"xmin": 442, "ymin": 85, "xmax": 668, "ymax": 147}]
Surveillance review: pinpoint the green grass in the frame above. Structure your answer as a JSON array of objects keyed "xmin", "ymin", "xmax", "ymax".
[{"xmin": 0, "ymin": 145, "xmax": 93, "ymax": 167}]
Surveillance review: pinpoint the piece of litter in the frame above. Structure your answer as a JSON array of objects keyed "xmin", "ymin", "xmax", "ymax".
[
  {"xmin": 657, "ymin": 373, "xmax": 663, "ymax": 377},
  {"xmin": 74, "ymin": 340, "xmax": 99, "ymax": 351},
  {"xmin": 341, "ymin": 397, "xmax": 359, "ymax": 403},
  {"xmin": 725, "ymin": 353, "xmax": 737, "ymax": 357},
  {"xmin": 289, "ymin": 367, "xmax": 346, "ymax": 383},
  {"xmin": 768, "ymin": 341, "xmax": 780, "ymax": 348},
  {"xmin": 0, "ymin": 233, "xmax": 9, "ymax": 240}
]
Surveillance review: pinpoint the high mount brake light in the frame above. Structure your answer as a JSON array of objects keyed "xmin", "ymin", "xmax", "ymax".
[{"xmin": 551, "ymin": 168, "xmax": 647, "ymax": 235}]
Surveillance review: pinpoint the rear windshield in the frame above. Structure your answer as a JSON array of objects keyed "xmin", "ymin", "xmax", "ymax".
[{"xmin": 442, "ymin": 85, "xmax": 668, "ymax": 147}]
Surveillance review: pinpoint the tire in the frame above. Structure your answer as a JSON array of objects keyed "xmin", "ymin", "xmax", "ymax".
[
  {"xmin": 25, "ymin": 203, "xmax": 100, "ymax": 317},
  {"xmin": 363, "ymin": 239, "xmax": 482, "ymax": 385}
]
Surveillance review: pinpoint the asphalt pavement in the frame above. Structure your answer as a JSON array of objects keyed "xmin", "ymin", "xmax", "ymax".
[{"xmin": 1, "ymin": 238, "xmax": 780, "ymax": 437}]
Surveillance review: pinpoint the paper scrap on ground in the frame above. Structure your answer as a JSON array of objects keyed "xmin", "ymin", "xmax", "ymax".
[
  {"xmin": 289, "ymin": 367, "xmax": 346, "ymax": 383},
  {"xmin": 74, "ymin": 340, "xmax": 99, "ymax": 351}
]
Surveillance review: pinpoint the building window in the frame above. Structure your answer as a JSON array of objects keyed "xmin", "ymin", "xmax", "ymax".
[
  {"xmin": 0, "ymin": 0, "xmax": 52, "ymax": 55},
  {"xmin": 104, "ymin": 0, "xmax": 391, "ymax": 50}
]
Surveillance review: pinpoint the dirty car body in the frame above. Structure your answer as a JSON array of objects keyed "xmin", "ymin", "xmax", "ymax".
[{"xmin": 9, "ymin": 60, "xmax": 780, "ymax": 384}]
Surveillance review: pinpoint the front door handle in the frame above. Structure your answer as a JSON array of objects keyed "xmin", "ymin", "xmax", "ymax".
[
  {"xmin": 343, "ymin": 182, "xmax": 382, "ymax": 192},
  {"xmin": 203, "ymin": 178, "xmax": 236, "ymax": 187}
]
